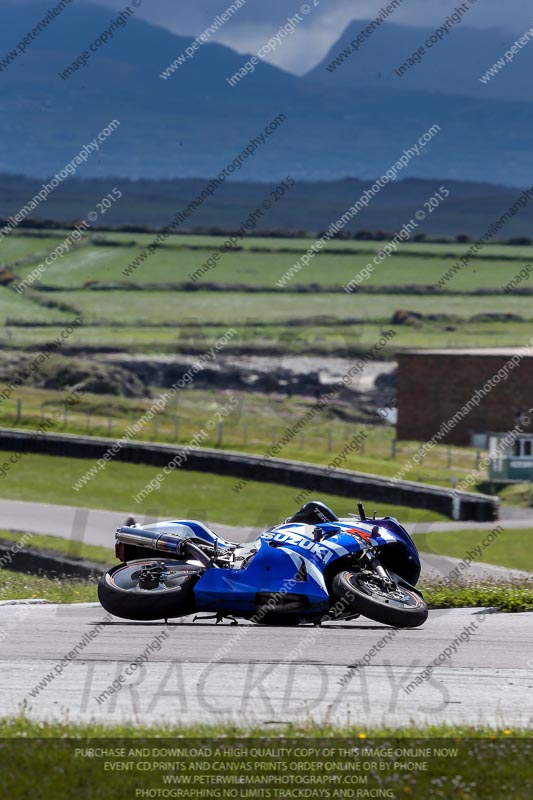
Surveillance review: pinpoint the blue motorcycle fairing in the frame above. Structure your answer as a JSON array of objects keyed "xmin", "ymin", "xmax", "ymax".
[
  {"xmin": 121, "ymin": 515, "xmax": 422, "ymax": 615},
  {"xmin": 193, "ymin": 535, "xmax": 331, "ymax": 615},
  {"xmin": 264, "ymin": 520, "xmax": 401, "ymax": 560},
  {"xmin": 193, "ymin": 519, "xmax": 410, "ymax": 616},
  {"xmin": 366, "ymin": 517, "xmax": 422, "ymax": 584}
]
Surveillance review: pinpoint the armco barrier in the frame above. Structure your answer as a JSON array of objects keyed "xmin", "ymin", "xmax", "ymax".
[
  {"xmin": 0, "ymin": 428, "xmax": 498, "ymax": 521},
  {"xmin": 0, "ymin": 539, "xmax": 103, "ymax": 579}
]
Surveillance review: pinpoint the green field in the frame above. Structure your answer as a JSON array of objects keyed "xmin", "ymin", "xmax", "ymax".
[
  {"xmin": 0, "ymin": 234, "xmax": 65, "ymax": 265},
  {"xmin": 1, "ymin": 231, "xmax": 532, "ymax": 356},
  {"xmin": 4, "ymin": 319, "xmax": 533, "ymax": 354},
  {"xmin": 11, "ymin": 233, "xmax": 533, "ymax": 293},
  {"xmin": 0, "ymin": 450, "xmax": 447, "ymax": 525},
  {"xmin": 27, "ymin": 288, "xmax": 533, "ymax": 325},
  {"xmin": 413, "ymin": 529, "xmax": 533, "ymax": 571},
  {"xmin": 0, "ymin": 286, "xmax": 71, "ymax": 325},
  {"xmin": 0, "ymin": 230, "xmax": 531, "ymax": 516}
]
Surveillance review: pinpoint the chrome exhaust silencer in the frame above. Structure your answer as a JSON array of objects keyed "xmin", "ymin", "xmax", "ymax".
[{"xmin": 116, "ymin": 526, "xmax": 185, "ymax": 556}]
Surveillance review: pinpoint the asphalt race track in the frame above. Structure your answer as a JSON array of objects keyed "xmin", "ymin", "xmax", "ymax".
[
  {"xmin": 1, "ymin": 498, "xmax": 531, "ymax": 729},
  {"xmin": 1, "ymin": 602, "xmax": 532, "ymax": 728}
]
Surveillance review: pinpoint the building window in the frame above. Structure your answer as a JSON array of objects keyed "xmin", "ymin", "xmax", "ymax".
[{"xmin": 513, "ymin": 438, "xmax": 533, "ymax": 457}]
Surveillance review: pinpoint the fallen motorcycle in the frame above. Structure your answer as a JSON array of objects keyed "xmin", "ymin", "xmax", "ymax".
[{"xmin": 98, "ymin": 501, "xmax": 428, "ymax": 627}]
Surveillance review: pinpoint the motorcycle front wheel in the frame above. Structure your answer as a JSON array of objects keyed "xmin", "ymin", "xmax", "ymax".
[
  {"xmin": 332, "ymin": 570, "xmax": 428, "ymax": 628},
  {"xmin": 98, "ymin": 559, "xmax": 201, "ymax": 621}
]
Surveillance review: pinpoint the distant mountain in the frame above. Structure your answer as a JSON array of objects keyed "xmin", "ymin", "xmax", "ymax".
[
  {"xmin": 1, "ymin": 174, "xmax": 531, "ymax": 238},
  {"xmin": 0, "ymin": 4, "xmax": 532, "ymax": 186},
  {"xmin": 306, "ymin": 20, "xmax": 533, "ymax": 102}
]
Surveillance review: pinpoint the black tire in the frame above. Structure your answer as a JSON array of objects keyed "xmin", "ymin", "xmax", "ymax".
[
  {"xmin": 98, "ymin": 559, "xmax": 201, "ymax": 621},
  {"xmin": 332, "ymin": 570, "xmax": 428, "ymax": 628}
]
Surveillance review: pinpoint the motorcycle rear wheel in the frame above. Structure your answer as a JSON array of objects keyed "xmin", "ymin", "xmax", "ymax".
[
  {"xmin": 98, "ymin": 559, "xmax": 200, "ymax": 621},
  {"xmin": 332, "ymin": 570, "xmax": 428, "ymax": 628}
]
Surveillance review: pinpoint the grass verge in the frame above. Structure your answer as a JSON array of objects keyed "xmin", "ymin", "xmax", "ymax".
[
  {"xmin": 421, "ymin": 578, "xmax": 533, "ymax": 612},
  {"xmin": 0, "ymin": 569, "xmax": 97, "ymax": 603},
  {"xmin": 412, "ymin": 529, "xmax": 533, "ymax": 572},
  {"xmin": 0, "ymin": 529, "xmax": 114, "ymax": 564},
  {"xmin": 0, "ymin": 719, "xmax": 531, "ymax": 800},
  {"xmin": 0, "ymin": 717, "xmax": 530, "ymax": 738}
]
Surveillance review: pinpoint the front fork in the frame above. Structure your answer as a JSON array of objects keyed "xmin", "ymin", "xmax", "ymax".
[
  {"xmin": 362, "ymin": 550, "xmax": 425, "ymax": 599},
  {"xmin": 362, "ymin": 549, "xmax": 395, "ymax": 590}
]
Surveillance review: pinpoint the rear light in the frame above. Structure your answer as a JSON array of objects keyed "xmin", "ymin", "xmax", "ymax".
[{"xmin": 115, "ymin": 540, "xmax": 125, "ymax": 561}]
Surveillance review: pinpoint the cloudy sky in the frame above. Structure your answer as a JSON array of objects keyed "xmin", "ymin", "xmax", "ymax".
[{"xmin": 7, "ymin": 0, "xmax": 530, "ymax": 73}]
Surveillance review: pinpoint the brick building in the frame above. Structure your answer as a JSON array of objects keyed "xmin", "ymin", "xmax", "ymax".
[{"xmin": 397, "ymin": 348, "xmax": 533, "ymax": 445}]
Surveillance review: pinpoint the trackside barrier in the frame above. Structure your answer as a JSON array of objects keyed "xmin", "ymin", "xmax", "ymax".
[{"xmin": 0, "ymin": 428, "xmax": 499, "ymax": 521}]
